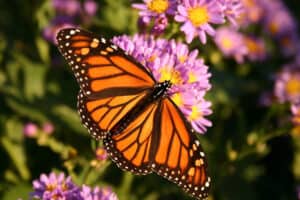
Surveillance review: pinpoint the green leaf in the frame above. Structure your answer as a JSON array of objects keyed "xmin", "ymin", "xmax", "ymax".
[
  {"xmin": 2, "ymin": 182, "xmax": 32, "ymax": 200},
  {"xmin": 51, "ymin": 104, "xmax": 87, "ymax": 135},
  {"xmin": 5, "ymin": 97, "xmax": 49, "ymax": 123},
  {"xmin": 36, "ymin": 36, "xmax": 50, "ymax": 63},
  {"xmin": 1, "ymin": 137, "xmax": 30, "ymax": 180},
  {"xmin": 13, "ymin": 54, "xmax": 48, "ymax": 101}
]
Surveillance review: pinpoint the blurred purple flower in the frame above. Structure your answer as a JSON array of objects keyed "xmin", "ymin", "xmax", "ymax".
[
  {"xmin": 278, "ymin": 33, "xmax": 300, "ymax": 57},
  {"xmin": 53, "ymin": 0, "xmax": 81, "ymax": 16},
  {"xmin": 259, "ymin": 91, "xmax": 275, "ymax": 107},
  {"xmin": 238, "ymin": 0, "xmax": 264, "ymax": 26},
  {"xmin": 31, "ymin": 172, "xmax": 81, "ymax": 200},
  {"xmin": 214, "ymin": 27, "xmax": 248, "ymax": 63},
  {"xmin": 151, "ymin": 15, "xmax": 169, "ymax": 35},
  {"xmin": 263, "ymin": 6, "xmax": 297, "ymax": 38},
  {"xmin": 95, "ymin": 147, "xmax": 108, "ymax": 161},
  {"xmin": 291, "ymin": 103, "xmax": 300, "ymax": 126},
  {"xmin": 42, "ymin": 122, "xmax": 55, "ymax": 135},
  {"xmin": 83, "ymin": 0, "xmax": 98, "ymax": 16},
  {"xmin": 132, "ymin": 0, "xmax": 176, "ymax": 23},
  {"xmin": 113, "ymin": 34, "xmax": 212, "ymax": 133},
  {"xmin": 43, "ymin": 16, "xmax": 75, "ymax": 44},
  {"xmin": 243, "ymin": 36, "xmax": 266, "ymax": 62},
  {"xmin": 80, "ymin": 185, "xmax": 118, "ymax": 200},
  {"xmin": 218, "ymin": 0, "xmax": 244, "ymax": 27},
  {"xmin": 274, "ymin": 64, "xmax": 300, "ymax": 103},
  {"xmin": 23, "ymin": 122, "xmax": 38, "ymax": 138},
  {"xmin": 297, "ymin": 186, "xmax": 300, "ymax": 200},
  {"xmin": 175, "ymin": 0, "xmax": 225, "ymax": 44}
]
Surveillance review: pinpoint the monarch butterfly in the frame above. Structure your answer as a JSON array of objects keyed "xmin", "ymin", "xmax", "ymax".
[{"xmin": 56, "ymin": 28, "xmax": 211, "ymax": 200}]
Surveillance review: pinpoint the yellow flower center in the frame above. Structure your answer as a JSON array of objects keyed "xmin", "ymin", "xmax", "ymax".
[
  {"xmin": 243, "ymin": 0, "xmax": 255, "ymax": 7},
  {"xmin": 159, "ymin": 68, "xmax": 182, "ymax": 84},
  {"xmin": 245, "ymin": 38, "xmax": 261, "ymax": 53},
  {"xmin": 189, "ymin": 105, "xmax": 202, "ymax": 121},
  {"xmin": 147, "ymin": 0, "xmax": 169, "ymax": 14},
  {"xmin": 46, "ymin": 183, "xmax": 57, "ymax": 192},
  {"xmin": 179, "ymin": 55, "xmax": 187, "ymax": 63},
  {"xmin": 268, "ymin": 21, "xmax": 279, "ymax": 35},
  {"xmin": 171, "ymin": 93, "xmax": 183, "ymax": 107},
  {"xmin": 292, "ymin": 125, "xmax": 300, "ymax": 137},
  {"xmin": 221, "ymin": 38, "xmax": 233, "ymax": 49},
  {"xmin": 188, "ymin": 72, "xmax": 198, "ymax": 83},
  {"xmin": 188, "ymin": 6, "xmax": 209, "ymax": 27},
  {"xmin": 285, "ymin": 77, "xmax": 300, "ymax": 96}
]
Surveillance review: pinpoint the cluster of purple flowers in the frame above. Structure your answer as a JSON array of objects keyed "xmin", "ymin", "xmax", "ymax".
[
  {"xmin": 23, "ymin": 122, "xmax": 55, "ymax": 137},
  {"xmin": 214, "ymin": 27, "xmax": 265, "ymax": 63},
  {"xmin": 274, "ymin": 61, "xmax": 300, "ymax": 135},
  {"xmin": 133, "ymin": 0, "xmax": 243, "ymax": 44},
  {"xmin": 43, "ymin": 0, "xmax": 98, "ymax": 44},
  {"xmin": 215, "ymin": 0, "xmax": 297, "ymax": 63},
  {"xmin": 30, "ymin": 172, "xmax": 118, "ymax": 200},
  {"xmin": 113, "ymin": 34, "xmax": 212, "ymax": 133}
]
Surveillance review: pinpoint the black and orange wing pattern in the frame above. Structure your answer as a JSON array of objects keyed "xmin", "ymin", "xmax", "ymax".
[
  {"xmin": 57, "ymin": 28, "xmax": 211, "ymax": 199},
  {"xmin": 56, "ymin": 28, "xmax": 155, "ymax": 99},
  {"xmin": 103, "ymin": 101, "xmax": 160, "ymax": 175},
  {"xmin": 77, "ymin": 89, "xmax": 149, "ymax": 139},
  {"xmin": 57, "ymin": 28, "xmax": 156, "ymax": 139},
  {"xmin": 151, "ymin": 98, "xmax": 211, "ymax": 199}
]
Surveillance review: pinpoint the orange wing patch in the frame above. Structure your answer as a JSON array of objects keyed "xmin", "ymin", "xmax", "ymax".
[
  {"xmin": 56, "ymin": 28, "xmax": 155, "ymax": 98},
  {"xmin": 77, "ymin": 90, "xmax": 148, "ymax": 140},
  {"xmin": 151, "ymin": 98, "xmax": 211, "ymax": 200},
  {"xmin": 103, "ymin": 103, "xmax": 159, "ymax": 175}
]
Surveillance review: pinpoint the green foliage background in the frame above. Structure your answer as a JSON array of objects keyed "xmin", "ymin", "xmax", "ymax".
[{"xmin": 0, "ymin": 0, "xmax": 300, "ymax": 200}]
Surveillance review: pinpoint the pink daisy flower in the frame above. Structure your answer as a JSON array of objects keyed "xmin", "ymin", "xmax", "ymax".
[{"xmin": 175, "ymin": 0, "xmax": 225, "ymax": 44}]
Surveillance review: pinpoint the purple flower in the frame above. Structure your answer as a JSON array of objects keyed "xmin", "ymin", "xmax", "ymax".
[
  {"xmin": 214, "ymin": 27, "xmax": 248, "ymax": 63},
  {"xmin": 80, "ymin": 185, "xmax": 118, "ymax": 200},
  {"xmin": 43, "ymin": 16, "xmax": 75, "ymax": 44},
  {"xmin": 238, "ymin": 0, "xmax": 264, "ymax": 26},
  {"xmin": 95, "ymin": 147, "xmax": 108, "ymax": 161},
  {"xmin": 263, "ymin": 6, "xmax": 297, "ymax": 38},
  {"xmin": 274, "ymin": 64, "xmax": 300, "ymax": 104},
  {"xmin": 30, "ymin": 172, "xmax": 81, "ymax": 200},
  {"xmin": 113, "ymin": 34, "xmax": 212, "ymax": 133},
  {"xmin": 175, "ymin": 0, "xmax": 225, "ymax": 44},
  {"xmin": 291, "ymin": 103, "xmax": 300, "ymax": 126},
  {"xmin": 151, "ymin": 15, "xmax": 169, "ymax": 35},
  {"xmin": 297, "ymin": 186, "xmax": 300, "ymax": 200},
  {"xmin": 23, "ymin": 122, "xmax": 38, "ymax": 138},
  {"xmin": 42, "ymin": 122, "xmax": 55, "ymax": 135},
  {"xmin": 243, "ymin": 36, "xmax": 266, "ymax": 62},
  {"xmin": 132, "ymin": 0, "xmax": 176, "ymax": 23},
  {"xmin": 83, "ymin": 0, "xmax": 98, "ymax": 16},
  {"xmin": 53, "ymin": 0, "xmax": 81, "ymax": 16},
  {"xmin": 217, "ymin": 0, "xmax": 244, "ymax": 27},
  {"xmin": 278, "ymin": 33, "xmax": 300, "ymax": 57}
]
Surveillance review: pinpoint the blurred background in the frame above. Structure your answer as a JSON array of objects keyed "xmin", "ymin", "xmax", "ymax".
[{"xmin": 0, "ymin": 0, "xmax": 300, "ymax": 199}]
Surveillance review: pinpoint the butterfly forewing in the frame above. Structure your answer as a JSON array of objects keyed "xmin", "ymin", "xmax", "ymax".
[{"xmin": 56, "ymin": 28, "xmax": 156, "ymax": 99}]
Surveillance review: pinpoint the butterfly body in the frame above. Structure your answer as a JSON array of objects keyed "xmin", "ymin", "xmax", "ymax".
[
  {"xmin": 111, "ymin": 80, "xmax": 171, "ymax": 134},
  {"xmin": 57, "ymin": 28, "xmax": 211, "ymax": 200}
]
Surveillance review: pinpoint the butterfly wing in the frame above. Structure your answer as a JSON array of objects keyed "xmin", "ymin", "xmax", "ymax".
[
  {"xmin": 77, "ymin": 89, "xmax": 150, "ymax": 140},
  {"xmin": 151, "ymin": 98, "xmax": 211, "ymax": 200},
  {"xmin": 56, "ymin": 28, "xmax": 156, "ymax": 98},
  {"xmin": 103, "ymin": 102, "xmax": 160, "ymax": 175}
]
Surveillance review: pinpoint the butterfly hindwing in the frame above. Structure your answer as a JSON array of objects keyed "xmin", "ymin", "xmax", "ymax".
[
  {"xmin": 103, "ymin": 102, "xmax": 160, "ymax": 175},
  {"xmin": 56, "ymin": 28, "xmax": 156, "ymax": 99},
  {"xmin": 150, "ymin": 98, "xmax": 211, "ymax": 200}
]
